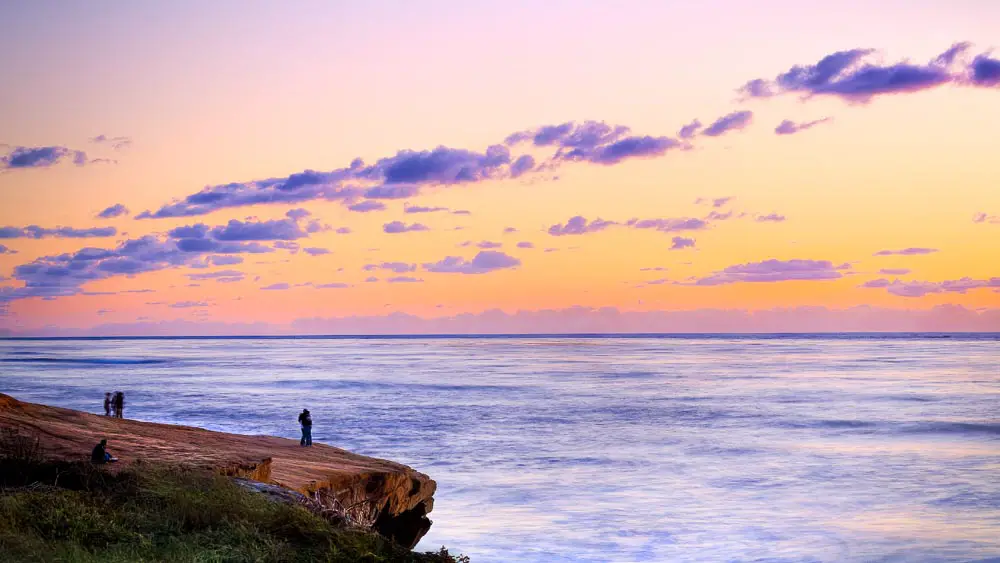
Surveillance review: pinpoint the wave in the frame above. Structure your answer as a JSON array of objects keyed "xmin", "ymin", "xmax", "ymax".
[{"xmin": 0, "ymin": 357, "xmax": 170, "ymax": 365}]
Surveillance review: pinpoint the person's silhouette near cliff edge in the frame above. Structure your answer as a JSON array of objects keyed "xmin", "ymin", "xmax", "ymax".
[{"xmin": 298, "ymin": 409, "xmax": 313, "ymax": 446}]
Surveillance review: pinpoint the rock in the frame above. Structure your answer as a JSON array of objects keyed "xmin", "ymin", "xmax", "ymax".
[{"xmin": 0, "ymin": 394, "xmax": 435, "ymax": 549}]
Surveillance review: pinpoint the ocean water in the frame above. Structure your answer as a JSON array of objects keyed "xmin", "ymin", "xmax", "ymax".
[{"xmin": 1, "ymin": 334, "xmax": 998, "ymax": 562}]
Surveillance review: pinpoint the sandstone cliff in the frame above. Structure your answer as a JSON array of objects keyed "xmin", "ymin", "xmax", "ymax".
[{"xmin": 0, "ymin": 394, "xmax": 435, "ymax": 548}]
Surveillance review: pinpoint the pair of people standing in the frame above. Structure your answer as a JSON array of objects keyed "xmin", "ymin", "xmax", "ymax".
[
  {"xmin": 298, "ymin": 408, "xmax": 313, "ymax": 446},
  {"xmin": 103, "ymin": 391, "xmax": 125, "ymax": 418}
]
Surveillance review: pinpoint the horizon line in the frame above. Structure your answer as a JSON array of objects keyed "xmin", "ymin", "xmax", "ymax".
[{"xmin": 3, "ymin": 331, "xmax": 1000, "ymax": 341}]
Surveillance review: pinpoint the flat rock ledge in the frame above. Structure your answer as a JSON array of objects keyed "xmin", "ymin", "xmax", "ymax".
[{"xmin": 0, "ymin": 394, "xmax": 436, "ymax": 548}]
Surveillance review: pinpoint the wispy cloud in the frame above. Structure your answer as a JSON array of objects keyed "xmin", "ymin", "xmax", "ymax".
[
  {"xmin": 774, "ymin": 118, "xmax": 831, "ymax": 136},
  {"xmin": 423, "ymin": 251, "xmax": 521, "ymax": 274},
  {"xmin": 383, "ymin": 221, "xmax": 429, "ymax": 234},
  {"xmin": 873, "ymin": 247, "xmax": 938, "ymax": 256},
  {"xmin": 0, "ymin": 225, "xmax": 117, "ymax": 239},
  {"xmin": 691, "ymin": 259, "xmax": 848, "ymax": 285},
  {"xmin": 1, "ymin": 146, "xmax": 88, "ymax": 170}
]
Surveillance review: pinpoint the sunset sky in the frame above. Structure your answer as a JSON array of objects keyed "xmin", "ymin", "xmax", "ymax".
[{"xmin": 2, "ymin": 0, "xmax": 999, "ymax": 335}]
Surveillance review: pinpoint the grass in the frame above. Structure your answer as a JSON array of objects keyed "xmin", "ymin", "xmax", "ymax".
[{"xmin": 0, "ymin": 457, "xmax": 468, "ymax": 563}]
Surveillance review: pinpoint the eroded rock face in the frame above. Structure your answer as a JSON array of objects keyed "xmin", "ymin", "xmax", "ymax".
[{"xmin": 0, "ymin": 394, "xmax": 436, "ymax": 547}]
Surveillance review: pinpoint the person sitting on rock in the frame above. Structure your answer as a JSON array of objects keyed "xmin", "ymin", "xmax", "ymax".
[
  {"xmin": 91, "ymin": 439, "xmax": 117, "ymax": 464},
  {"xmin": 298, "ymin": 408, "xmax": 313, "ymax": 446}
]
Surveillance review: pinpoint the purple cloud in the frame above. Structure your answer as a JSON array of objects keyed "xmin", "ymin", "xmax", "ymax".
[
  {"xmin": 314, "ymin": 282, "xmax": 350, "ymax": 289},
  {"xmin": 640, "ymin": 267, "xmax": 668, "ymax": 272},
  {"xmin": 261, "ymin": 283, "xmax": 290, "ymax": 291},
  {"xmin": 1, "ymin": 146, "xmax": 88, "ymax": 169},
  {"xmin": 670, "ymin": 236, "xmax": 696, "ymax": 250},
  {"xmin": 364, "ymin": 276, "xmax": 379, "ymax": 283},
  {"xmin": 303, "ymin": 247, "xmax": 330, "ymax": 256},
  {"xmin": 678, "ymin": 119, "xmax": 702, "ymax": 139},
  {"xmin": 548, "ymin": 216, "xmax": 617, "ymax": 236},
  {"xmin": 0, "ymin": 244, "xmax": 16, "ymax": 255},
  {"xmin": 701, "ymin": 110, "xmax": 754, "ymax": 137},
  {"xmin": 874, "ymin": 247, "xmax": 938, "ymax": 256},
  {"xmin": 383, "ymin": 221, "xmax": 429, "ymax": 234},
  {"xmin": 628, "ymin": 217, "xmax": 708, "ymax": 233},
  {"xmin": 97, "ymin": 204, "xmax": 129, "ymax": 219},
  {"xmin": 387, "ymin": 276, "xmax": 423, "ymax": 283},
  {"xmin": 0, "ymin": 225, "xmax": 117, "ymax": 239},
  {"xmin": 756, "ymin": 213, "xmax": 786, "ymax": 223},
  {"xmin": 170, "ymin": 300, "xmax": 210, "ymax": 308},
  {"xmin": 404, "ymin": 205, "xmax": 450, "ymax": 214},
  {"xmin": 879, "ymin": 268, "xmax": 911, "ymax": 275},
  {"xmin": 348, "ymin": 201, "xmax": 386, "ymax": 213},
  {"xmin": 774, "ymin": 118, "xmax": 831, "ymax": 136},
  {"xmin": 507, "ymin": 121, "xmax": 682, "ymax": 166},
  {"xmin": 739, "ymin": 43, "xmax": 974, "ymax": 103},
  {"xmin": 475, "ymin": 241, "xmax": 502, "ymax": 249},
  {"xmin": 423, "ymin": 251, "xmax": 521, "ymax": 274},
  {"xmin": 363, "ymin": 262, "xmax": 416, "ymax": 274},
  {"xmin": 503, "ymin": 227, "xmax": 518, "ymax": 234},
  {"xmin": 90, "ymin": 135, "xmax": 132, "ymax": 150},
  {"xmin": 206, "ymin": 255, "xmax": 244, "ymax": 266},
  {"xmin": 364, "ymin": 184, "xmax": 421, "ymax": 199},
  {"xmin": 970, "ymin": 54, "xmax": 1000, "ymax": 87},
  {"xmin": 510, "ymin": 154, "xmax": 536, "ymax": 178},
  {"xmin": 693, "ymin": 259, "xmax": 846, "ymax": 285},
  {"xmin": 973, "ymin": 212, "xmax": 1000, "ymax": 224},
  {"xmin": 516, "ymin": 241, "xmax": 535, "ymax": 249},
  {"xmin": 188, "ymin": 270, "xmax": 245, "ymax": 281},
  {"xmin": 861, "ymin": 277, "xmax": 1000, "ymax": 297}
]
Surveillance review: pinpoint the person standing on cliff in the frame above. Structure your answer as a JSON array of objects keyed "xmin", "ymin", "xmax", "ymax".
[
  {"xmin": 103, "ymin": 392, "xmax": 112, "ymax": 416},
  {"xmin": 298, "ymin": 408, "xmax": 312, "ymax": 446},
  {"xmin": 113, "ymin": 391, "xmax": 124, "ymax": 419}
]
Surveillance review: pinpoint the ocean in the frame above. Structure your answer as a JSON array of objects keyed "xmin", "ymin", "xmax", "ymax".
[{"xmin": 1, "ymin": 334, "xmax": 998, "ymax": 562}]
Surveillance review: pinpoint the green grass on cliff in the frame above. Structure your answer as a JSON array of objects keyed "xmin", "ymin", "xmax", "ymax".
[{"xmin": 0, "ymin": 459, "xmax": 467, "ymax": 563}]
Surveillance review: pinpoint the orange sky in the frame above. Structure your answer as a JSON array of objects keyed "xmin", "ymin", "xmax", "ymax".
[{"xmin": 1, "ymin": 1, "xmax": 998, "ymax": 334}]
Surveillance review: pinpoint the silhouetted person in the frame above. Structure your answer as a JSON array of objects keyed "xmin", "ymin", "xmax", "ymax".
[
  {"xmin": 91, "ymin": 439, "xmax": 117, "ymax": 464},
  {"xmin": 298, "ymin": 409, "xmax": 312, "ymax": 446},
  {"xmin": 103, "ymin": 392, "xmax": 112, "ymax": 416},
  {"xmin": 113, "ymin": 391, "xmax": 124, "ymax": 419}
]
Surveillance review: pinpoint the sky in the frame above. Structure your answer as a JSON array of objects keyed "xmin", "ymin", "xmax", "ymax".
[{"xmin": 1, "ymin": 0, "xmax": 999, "ymax": 335}]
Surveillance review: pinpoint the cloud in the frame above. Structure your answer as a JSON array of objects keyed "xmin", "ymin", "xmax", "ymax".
[
  {"xmin": 387, "ymin": 276, "xmax": 423, "ymax": 283},
  {"xmin": 774, "ymin": 117, "xmax": 831, "ymax": 135},
  {"xmin": 335, "ymin": 227, "xmax": 352, "ymax": 234},
  {"xmin": 206, "ymin": 255, "xmax": 244, "ymax": 266},
  {"xmin": 973, "ymin": 212, "xmax": 1000, "ymax": 224},
  {"xmin": 756, "ymin": 213, "xmax": 786, "ymax": 223},
  {"xmin": 363, "ymin": 262, "xmax": 416, "ymax": 274},
  {"xmin": 347, "ymin": 201, "xmax": 386, "ymax": 213},
  {"xmin": 0, "ymin": 244, "xmax": 16, "ymax": 255},
  {"xmin": 678, "ymin": 119, "xmax": 702, "ymax": 139},
  {"xmin": 873, "ymin": 247, "xmax": 938, "ymax": 256},
  {"xmin": 548, "ymin": 216, "xmax": 617, "ymax": 236},
  {"xmin": 314, "ymin": 282, "xmax": 351, "ymax": 289},
  {"xmin": 303, "ymin": 247, "xmax": 330, "ymax": 256},
  {"xmin": 507, "ymin": 120, "xmax": 682, "ymax": 165},
  {"xmin": 1, "ymin": 146, "xmax": 88, "ymax": 169},
  {"xmin": 364, "ymin": 276, "xmax": 378, "ymax": 283},
  {"xmin": 260, "ymin": 283, "xmax": 290, "ymax": 290},
  {"xmin": 516, "ymin": 241, "xmax": 535, "ymax": 249},
  {"xmin": 692, "ymin": 259, "xmax": 847, "ymax": 285},
  {"xmin": 503, "ymin": 227, "xmax": 518, "ymax": 234},
  {"xmin": 640, "ymin": 267, "xmax": 668, "ymax": 272},
  {"xmin": 90, "ymin": 135, "xmax": 132, "ymax": 150},
  {"xmin": 0, "ymin": 225, "xmax": 117, "ymax": 239},
  {"xmin": 861, "ymin": 277, "xmax": 1000, "ymax": 297},
  {"xmin": 970, "ymin": 54, "xmax": 1000, "ymax": 87},
  {"xmin": 670, "ymin": 236, "xmax": 696, "ymax": 250},
  {"xmin": 627, "ymin": 217, "xmax": 708, "ymax": 233},
  {"xmin": 738, "ymin": 43, "xmax": 982, "ymax": 103},
  {"xmin": 364, "ymin": 184, "xmax": 421, "ymax": 199},
  {"xmin": 475, "ymin": 241, "xmax": 502, "ymax": 249},
  {"xmin": 169, "ymin": 300, "xmax": 210, "ymax": 308},
  {"xmin": 188, "ymin": 269, "xmax": 245, "ymax": 281},
  {"xmin": 879, "ymin": 268, "xmax": 911, "ymax": 275},
  {"xmin": 404, "ymin": 205, "xmax": 450, "ymax": 214},
  {"xmin": 452, "ymin": 210, "xmax": 472, "ymax": 216},
  {"xmin": 97, "ymin": 204, "xmax": 129, "ymax": 219},
  {"xmin": 510, "ymin": 155, "xmax": 536, "ymax": 177},
  {"xmin": 701, "ymin": 110, "xmax": 754, "ymax": 137},
  {"xmin": 167, "ymin": 211, "xmax": 323, "ymax": 255},
  {"xmin": 423, "ymin": 251, "xmax": 521, "ymax": 274},
  {"xmin": 382, "ymin": 221, "xmax": 429, "ymax": 234},
  {"xmin": 711, "ymin": 197, "xmax": 733, "ymax": 208}
]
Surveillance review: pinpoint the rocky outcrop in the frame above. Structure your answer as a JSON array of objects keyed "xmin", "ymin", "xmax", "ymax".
[{"xmin": 0, "ymin": 394, "xmax": 435, "ymax": 548}]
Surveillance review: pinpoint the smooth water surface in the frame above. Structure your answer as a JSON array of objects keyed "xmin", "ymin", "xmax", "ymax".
[{"xmin": 1, "ymin": 335, "xmax": 998, "ymax": 562}]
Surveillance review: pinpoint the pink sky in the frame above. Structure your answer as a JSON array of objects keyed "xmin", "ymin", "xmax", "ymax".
[{"xmin": 1, "ymin": 1, "xmax": 998, "ymax": 335}]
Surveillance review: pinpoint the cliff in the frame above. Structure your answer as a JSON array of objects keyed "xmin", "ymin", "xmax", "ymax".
[{"xmin": 0, "ymin": 394, "xmax": 436, "ymax": 548}]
